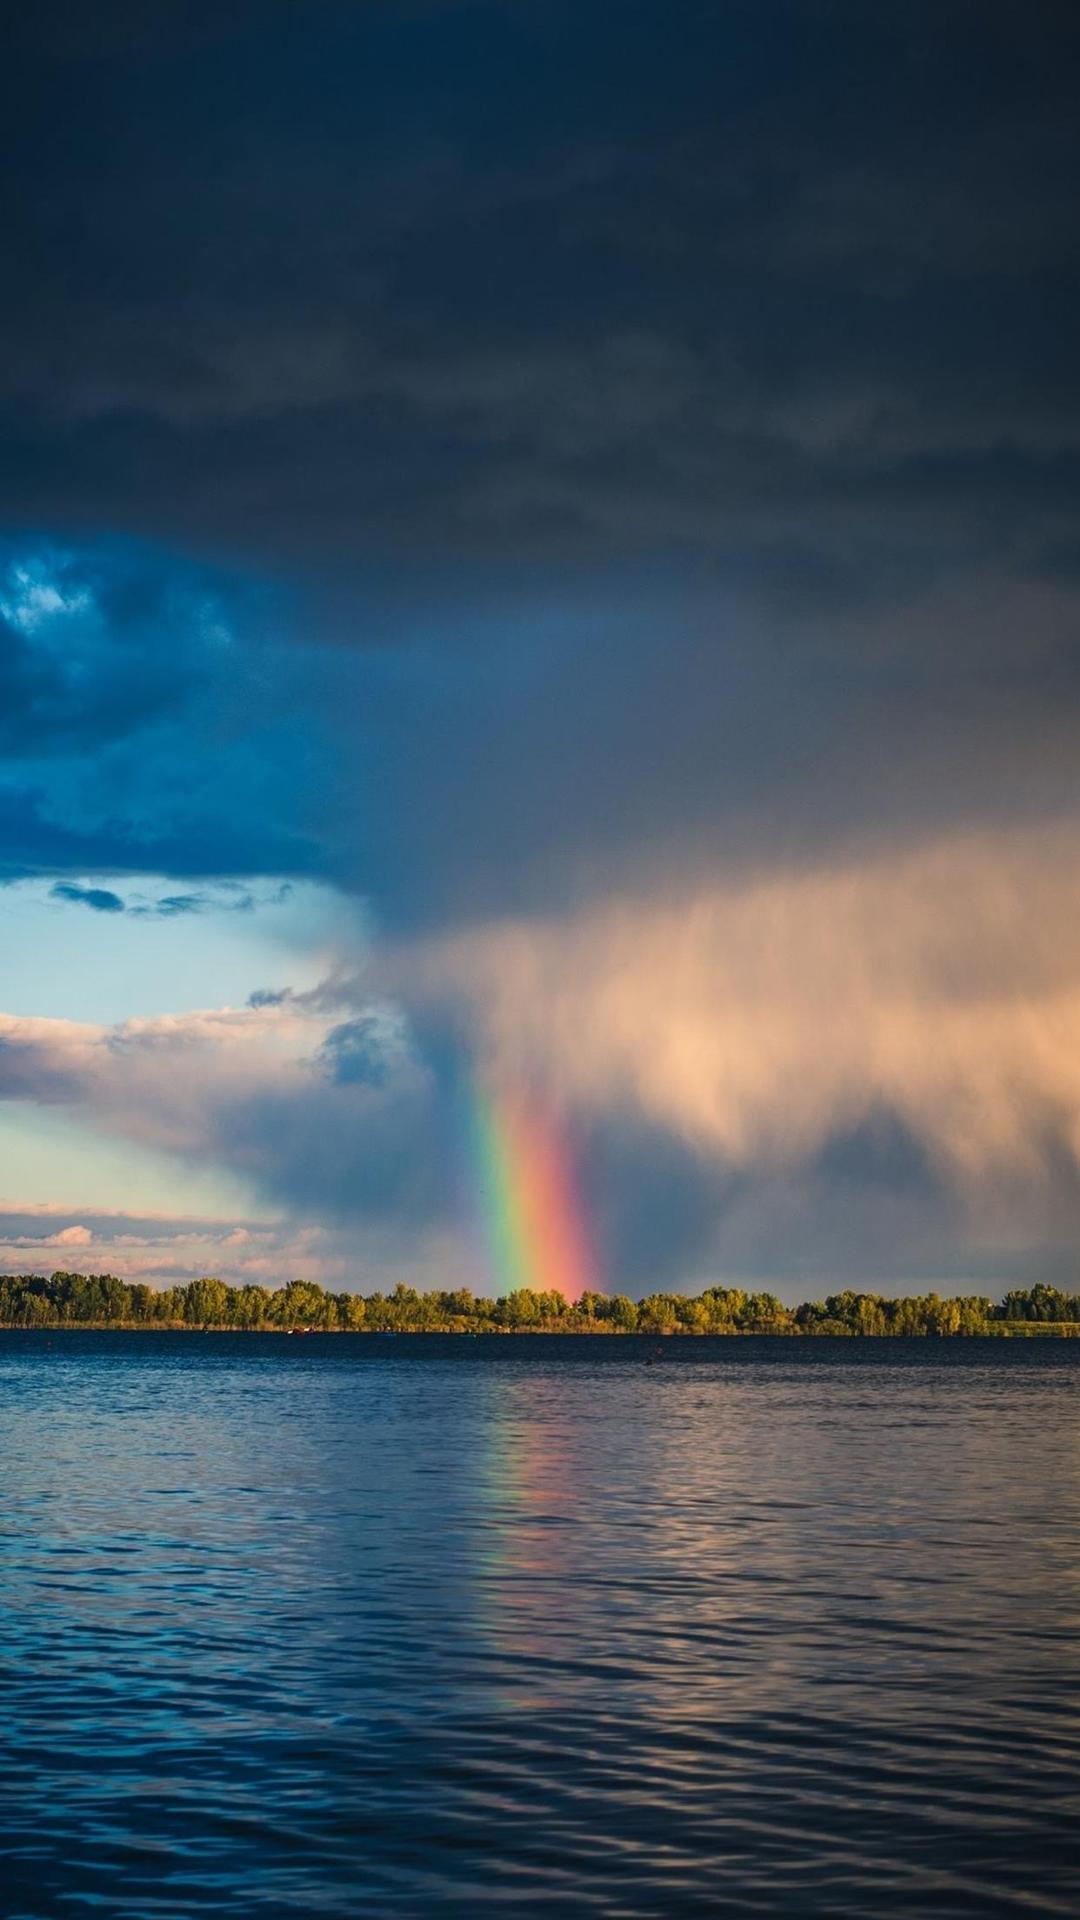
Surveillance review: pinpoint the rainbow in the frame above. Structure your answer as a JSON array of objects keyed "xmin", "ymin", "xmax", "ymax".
[{"xmin": 466, "ymin": 1079, "xmax": 599, "ymax": 1302}]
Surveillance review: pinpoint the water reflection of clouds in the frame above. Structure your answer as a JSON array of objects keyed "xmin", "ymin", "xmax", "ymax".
[{"xmin": 7, "ymin": 1341, "xmax": 1080, "ymax": 1916}]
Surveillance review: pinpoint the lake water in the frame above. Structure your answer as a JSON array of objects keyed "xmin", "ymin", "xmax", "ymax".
[{"xmin": 2, "ymin": 1333, "xmax": 1078, "ymax": 1917}]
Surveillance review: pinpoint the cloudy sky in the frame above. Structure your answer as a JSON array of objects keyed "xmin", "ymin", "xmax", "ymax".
[{"xmin": 2, "ymin": 1, "xmax": 1079, "ymax": 1296}]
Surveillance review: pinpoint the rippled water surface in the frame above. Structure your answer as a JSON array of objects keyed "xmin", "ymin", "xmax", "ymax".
[{"xmin": 2, "ymin": 1334, "xmax": 1079, "ymax": 1917}]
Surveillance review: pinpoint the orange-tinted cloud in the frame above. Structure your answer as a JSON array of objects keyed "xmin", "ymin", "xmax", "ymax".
[{"xmin": 407, "ymin": 818, "xmax": 1080, "ymax": 1197}]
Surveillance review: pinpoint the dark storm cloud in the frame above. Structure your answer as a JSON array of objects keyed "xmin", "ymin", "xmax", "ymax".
[
  {"xmin": 317, "ymin": 1018, "xmax": 399, "ymax": 1090},
  {"xmin": 45, "ymin": 887, "xmax": 275, "ymax": 919},
  {"xmin": 0, "ymin": 541, "xmax": 326, "ymax": 887},
  {"xmin": 2, "ymin": 0, "xmax": 1076, "ymax": 922},
  {"xmin": 50, "ymin": 882, "xmax": 125, "ymax": 913},
  {"xmin": 128, "ymin": 885, "xmax": 285, "ymax": 917},
  {"xmin": 208, "ymin": 1075, "xmax": 448, "ymax": 1227},
  {"xmin": 575, "ymin": 1105, "xmax": 1002, "ymax": 1296},
  {"xmin": 137, "ymin": 894, "xmax": 205, "ymax": 918},
  {"xmin": 0, "ymin": 556, "xmax": 201, "ymax": 758},
  {"xmin": 0, "ymin": 0, "xmax": 1076, "ymax": 596}
]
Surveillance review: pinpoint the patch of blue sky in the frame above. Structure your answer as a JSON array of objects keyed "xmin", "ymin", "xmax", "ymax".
[
  {"xmin": 0, "ymin": 876, "xmax": 367, "ymax": 1024},
  {"xmin": 0, "ymin": 1104, "xmax": 263, "ymax": 1219}
]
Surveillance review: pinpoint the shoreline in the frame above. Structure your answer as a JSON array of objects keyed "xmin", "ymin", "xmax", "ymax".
[
  {"xmin": 5, "ymin": 1275, "xmax": 1078, "ymax": 1337},
  {"xmin": 2, "ymin": 1322, "xmax": 1077, "ymax": 1338}
]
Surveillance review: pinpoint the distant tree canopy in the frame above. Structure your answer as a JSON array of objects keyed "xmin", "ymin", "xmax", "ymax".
[{"xmin": 0, "ymin": 1274, "xmax": 1077, "ymax": 1334}]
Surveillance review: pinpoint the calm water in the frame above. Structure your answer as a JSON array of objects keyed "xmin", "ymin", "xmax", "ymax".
[{"xmin": 2, "ymin": 1335, "xmax": 1078, "ymax": 1918}]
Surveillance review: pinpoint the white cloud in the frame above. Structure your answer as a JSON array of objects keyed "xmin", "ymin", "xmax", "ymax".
[
  {"xmin": 0, "ymin": 1206, "xmax": 472, "ymax": 1293},
  {"xmin": 51, "ymin": 1223, "xmax": 92, "ymax": 1246}
]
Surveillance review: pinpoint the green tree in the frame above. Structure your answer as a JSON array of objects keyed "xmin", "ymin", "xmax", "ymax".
[
  {"xmin": 638, "ymin": 1293, "xmax": 680, "ymax": 1333},
  {"xmin": 183, "ymin": 1278, "xmax": 230, "ymax": 1326},
  {"xmin": 606, "ymin": 1293, "xmax": 639, "ymax": 1331},
  {"xmin": 232, "ymin": 1285, "xmax": 272, "ymax": 1329}
]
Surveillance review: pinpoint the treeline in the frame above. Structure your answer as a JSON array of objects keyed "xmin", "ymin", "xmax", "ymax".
[{"xmin": 1, "ymin": 1272, "xmax": 1079, "ymax": 1334}]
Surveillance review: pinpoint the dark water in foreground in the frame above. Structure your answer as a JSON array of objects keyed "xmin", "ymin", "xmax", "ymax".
[{"xmin": 2, "ymin": 1335, "xmax": 1079, "ymax": 1918}]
